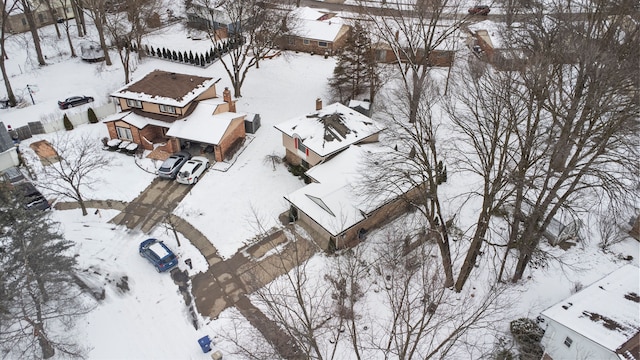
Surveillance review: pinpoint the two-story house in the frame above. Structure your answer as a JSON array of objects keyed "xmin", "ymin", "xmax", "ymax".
[
  {"xmin": 538, "ymin": 264, "xmax": 640, "ymax": 360},
  {"xmin": 104, "ymin": 69, "xmax": 246, "ymax": 162},
  {"xmin": 5, "ymin": 0, "xmax": 75, "ymax": 34},
  {"xmin": 274, "ymin": 99, "xmax": 384, "ymax": 169}
]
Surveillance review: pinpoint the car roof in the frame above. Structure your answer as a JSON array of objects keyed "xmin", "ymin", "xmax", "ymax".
[{"xmin": 148, "ymin": 241, "xmax": 172, "ymax": 259}]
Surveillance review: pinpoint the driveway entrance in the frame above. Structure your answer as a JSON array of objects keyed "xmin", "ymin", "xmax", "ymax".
[{"xmin": 109, "ymin": 178, "xmax": 193, "ymax": 233}]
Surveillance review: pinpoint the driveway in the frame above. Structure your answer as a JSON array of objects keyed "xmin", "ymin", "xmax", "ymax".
[{"xmin": 109, "ymin": 178, "xmax": 194, "ymax": 233}]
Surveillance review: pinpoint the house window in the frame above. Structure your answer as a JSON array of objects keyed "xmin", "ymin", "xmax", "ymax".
[
  {"xmin": 288, "ymin": 38, "xmax": 294, "ymax": 45},
  {"xmin": 294, "ymin": 138, "xmax": 309, "ymax": 156},
  {"xmin": 564, "ymin": 337, "xmax": 573, "ymax": 348},
  {"xmin": 21, "ymin": 18, "xmax": 27, "ymax": 26},
  {"xmin": 116, "ymin": 126, "xmax": 133, "ymax": 141},
  {"xmin": 126, "ymin": 99, "xmax": 142, "ymax": 108},
  {"xmin": 303, "ymin": 39, "xmax": 310, "ymax": 45},
  {"xmin": 159, "ymin": 104, "xmax": 176, "ymax": 114},
  {"xmin": 38, "ymin": 14, "xmax": 44, "ymax": 23},
  {"xmin": 318, "ymin": 41, "xmax": 328, "ymax": 47}
]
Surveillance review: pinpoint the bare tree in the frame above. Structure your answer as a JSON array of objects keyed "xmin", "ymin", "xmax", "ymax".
[
  {"xmin": 0, "ymin": 0, "xmax": 19, "ymax": 107},
  {"xmin": 17, "ymin": 0, "xmax": 46, "ymax": 65},
  {"xmin": 82, "ymin": 0, "xmax": 113, "ymax": 66},
  {"xmin": 504, "ymin": 0, "xmax": 639, "ymax": 282},
  {"xmin": 103, "ymin": 0, "xmax": 164, "ymax": 82},
  {"xmin": 364, "ymin": 79, "xmax": 457, "ymax": 288},
  {"xmin": 36, "ymin": 134, "xmax": 113, "ymax": 216},
  {"xmin": 356, "ymin": 0, "xmax": 466, "ymax": 123},
  {"xmin": 188, "ymin": 0, "xmax": 295, "ymax": 97},
  {"xmin": 52, "ymin": 0, "xmax": 77, "ymax": 57},
  {"xmin": 444, "ymin": 63, "xmax": 524, "ymax": 292},
  {"xmin": 0, "ymin": 185, "xmax": 90, "ymax": 359}
]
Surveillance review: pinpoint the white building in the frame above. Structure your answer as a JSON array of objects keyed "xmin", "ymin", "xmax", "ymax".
[{"xmin": 539, "ymin": 264, "xmax": 640, "ymax": 360}]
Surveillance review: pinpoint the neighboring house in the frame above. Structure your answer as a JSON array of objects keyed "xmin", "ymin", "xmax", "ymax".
[
  {"xmin": 5, "ymin": 0, "xmax": 75, "ymax": 34},
  {"xmin": 0, "ymin": 122, "xmax": 19, "ymax": 172},
  {"xmin": 285, "ymin": 143, "xmax": 421, "ymax": 250},
  {"xmin": 538, "ymin": 264, "xmax": 640, "ymax": 360},
  {"xmin": 273, "ymin": 99, "xmax": 384, "ymax": 169},
  {"xmin": 468, "ymin": 20, "xmax": 530, "ymax": 71},
  {"xmin": 281, "ymin": 7, "xmax": 350, "ymax": 55},
  {"xmin": 104, "ymin": 70, "xmax": 246, "ymax": 162},
  {"xmin": 372, "ymin": 40, "xmax": 456, "ymax": 67},
  {"xmin": 186, "ymin": 2, "xmax": 241, "ymax": 36}
]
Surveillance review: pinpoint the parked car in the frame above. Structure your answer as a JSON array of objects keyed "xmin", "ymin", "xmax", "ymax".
[
  {"xmin": 58, "ymin": 96, "xmax": 94, "ymax": 109},
  {"xmin": 176, "ymin": 156, "xmax": 210, "ymax": 185},
  {"xmin": 139, "ymin": 238, "xmax": 178, "ymax": 273},
  {"xmin": 15, "ymin": 182, "xmax": 50, "ymax": 211},
  {"xmin": 158, "ymin": 151, "xmax": 191, "ymax": 179},
  {"xmin": 468, "ymin": 5, "xmax": 490, "ymax": 15}
]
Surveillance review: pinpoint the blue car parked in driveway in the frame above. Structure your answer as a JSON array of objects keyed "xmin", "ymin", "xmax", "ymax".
[{"xmin": 139, "ymin": 238, "xmax": 178, "ymax": 272}]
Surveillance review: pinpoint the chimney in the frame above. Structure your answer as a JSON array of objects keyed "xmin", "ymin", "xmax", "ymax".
[
  {"xmin": 223, "ymin": 87, "xmax": 236, "ymax": 112},
  {"xmin": 316, "ymin": 98, "xmax": 322, "ymax": 111}
]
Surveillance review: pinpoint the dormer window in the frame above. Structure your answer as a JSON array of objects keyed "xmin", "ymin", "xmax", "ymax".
[
  {"xmin": 159, "ymin": 104, "xmax": 176, "ymax": 114},
  {"xmin": 126, "ymin": 99, "xmax": 142, "ymax": 108}
]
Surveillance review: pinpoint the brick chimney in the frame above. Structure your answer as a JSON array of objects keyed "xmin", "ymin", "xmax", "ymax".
[
  {"xmin": 316, "ymin": 98, "xmax": 322, "ymax": 111},
  {"xmin": 223, "ymin": 87, "xmax": 236, "ymax": 112}
]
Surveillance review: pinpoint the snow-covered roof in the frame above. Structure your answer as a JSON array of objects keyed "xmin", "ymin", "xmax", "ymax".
[
  {"xmin": 111, "ymin": 70, "xmax": 218, "ymax": 108},
  {"xmin": 541, "ymin": 264, "xmax": 640, "ymax": 354},
  {"xmin": 102, "ymin": 111, "xmax": 171, "ymax": 129},
  {"xmin": 165, "ymin": 100, "xmax": 246, "ymax": 145},
  {"xmin": 285, "ymin": 144, "xmax": 399, "ymax": 236},
  {"xmin": 274, "ymin": 102, "xmax": 384, "ymax": 157},
  {"xmin": 291, "ymin": 7, "xmax": 348, "ymax": 42}
]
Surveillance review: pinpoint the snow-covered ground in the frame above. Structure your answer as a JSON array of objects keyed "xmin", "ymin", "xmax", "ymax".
[{"xmin": 1, "ymin": 7, "xmax": 638, "ymax": 360}]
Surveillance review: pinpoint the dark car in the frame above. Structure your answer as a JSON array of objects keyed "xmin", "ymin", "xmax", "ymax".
[
  {"xmin": 468, "ymin": 5, "xmax": 490, "ymax": 15},
  {"xmin": 15, "ymin": 182, "xmax": 50, "ymax": 211},
  {"xmin": 58, "ymin": 96, "xmax": 94, "ymax": 109},
  {"xmin": 157, "ymin": 151, "xmax": 192, "ymax": 179},
  {"xmin": 139, "ymin": 238, "xmax": 178, "ymax": 273}
]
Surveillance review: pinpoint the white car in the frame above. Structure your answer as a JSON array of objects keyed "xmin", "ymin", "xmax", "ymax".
[{"xmin": 176, "ymin": 156, "xmax": 210, "ymax": 184}]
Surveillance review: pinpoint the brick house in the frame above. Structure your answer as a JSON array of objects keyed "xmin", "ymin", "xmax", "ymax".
[
  {"xmin": 281, "ymin": 7, "xmax": 350, "ymax": 56},
  {"xmin": 273, "ymin": 99, "xmax": 384, "ymax": 169},
  {"xmin": 538, "ymin": 264, "xmax": 640, "ymax": 360},
  {"xmin": 104, "ymin": 69, "xmax": 246, "ymax": 162},
  {"xmin": 284, "ymin": 143, "xmax": 423, "ymax": 251}
]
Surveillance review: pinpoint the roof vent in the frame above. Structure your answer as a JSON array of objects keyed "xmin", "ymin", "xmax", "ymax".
[
  {"xmin": 170, "ymin": 72, "xmax": 176, "ymax": 79},
  {"xmin": 561, "ymin": 302, "xmax": 573, "ymax": 310}
]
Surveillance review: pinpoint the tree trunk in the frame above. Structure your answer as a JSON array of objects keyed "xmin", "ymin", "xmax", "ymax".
[
  {"xmin": 65, "ymin": 25, "xmax": 76, "ymax": 57},
  {"xmin": 94, "ymin": 16, "xmax": 112, "ymax": 66},
  {"xmin": 0, "ymin": 52, "xmax": 16, "ymax": 106},
  {"xmin": 21, "ymin": 0, "xmax": 46, "ymax": 66},
  {"xmin": 72, "ymin": 0, "xmax": 84, "ymax": 37},
  {"xmin": 454, "ymin": 213, "xmax": 491, "ymax": 292}
]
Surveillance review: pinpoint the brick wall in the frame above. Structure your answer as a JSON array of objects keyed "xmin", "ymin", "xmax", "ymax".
[{"xmin": 215, "ymin": 117, "xmax": 246, "ymax": 161}]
